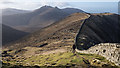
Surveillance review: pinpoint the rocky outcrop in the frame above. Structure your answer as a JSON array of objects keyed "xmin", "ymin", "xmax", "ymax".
[{"xmin": 76, "ymin": 43, "xmax": 120, "ymax": 66}]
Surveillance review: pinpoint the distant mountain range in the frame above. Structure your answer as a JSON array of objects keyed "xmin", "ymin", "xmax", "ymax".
[
  {"xmin": 2, "ymin": 8, "xmax": 30, "ymax": 15},
  {"xmin": 2, "ymin": 6, "xmax": 85, "ymax": 32}
]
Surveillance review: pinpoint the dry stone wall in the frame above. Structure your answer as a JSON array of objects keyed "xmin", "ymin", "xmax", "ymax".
[{"xmin": 76, "ymin": 43, "xmax": 120, "ymax": 66}]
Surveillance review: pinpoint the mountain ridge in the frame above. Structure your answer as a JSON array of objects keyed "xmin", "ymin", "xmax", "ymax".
[
  {"xmin": 2, "ymin": 8, "xmax": 30, "ymax": 15},
  {"xmin": 2, "ymin": 6, "xmax": 85, "ymax": 32}
]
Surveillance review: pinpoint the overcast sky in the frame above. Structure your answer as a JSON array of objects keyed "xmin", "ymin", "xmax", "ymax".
[{"xmin": 0, "ymin": 0, "xmax": 119, "ymax": 13}]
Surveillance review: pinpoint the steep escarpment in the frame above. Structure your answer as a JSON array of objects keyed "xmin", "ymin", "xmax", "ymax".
[{"xmin": 75, "ymin": 13, "xmax": 120, "ymax": 50}]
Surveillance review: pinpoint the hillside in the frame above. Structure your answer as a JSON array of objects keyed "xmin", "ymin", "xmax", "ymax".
[
  {"xmin": 2, "ymin": 8, "xmax": 30, "ymax": 15},
  {"xmin": 2, "ymin": 24, "xmax": 29, "ymax": 45},
  {"xmin": 2, "ymin": 6, "xmax": 85, "ymax": 32},
  {"xmin": 62, "ymin": 8, "xmax": 85, "ymax": 14},
  {"xmin": 2, "ymin": 13, "xmax": 120, "ymax": 68},
  {"xmin": 74, "ymin": 13, "xmax": 120, "ymax": 66},
  {"xmin": 75, "ymin": 13, "xmax": 120, "ymax": 50},
  {"xmin": 4, "ymin": 13, "xmax": 89, "ymax": 49}
]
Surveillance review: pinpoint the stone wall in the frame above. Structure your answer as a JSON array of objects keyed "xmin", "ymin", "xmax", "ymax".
[{"xmin": 76, "ymin": 43, "xmax": 120, "ymax": 66}]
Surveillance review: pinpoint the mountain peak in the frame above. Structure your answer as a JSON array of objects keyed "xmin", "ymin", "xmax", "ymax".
[
  {"xmin": 41, "ymin": 5, "xmax": 53, "ymax": 9},
  {"xmin": 34, "ymin": 5, "xmax": 54, "ymax": 13},
  {"xmin": 40, "ymin": 5, "xmax": 61, "ymax": 10},
  {"xmin": 34, "ymin": 5, "xmax": 61, "ymax": 14}
]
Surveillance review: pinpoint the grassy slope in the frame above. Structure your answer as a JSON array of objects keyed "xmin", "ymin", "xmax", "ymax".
[{"xmin": 2, "ymin": 51, "xmax": 119, "ymax": 68}]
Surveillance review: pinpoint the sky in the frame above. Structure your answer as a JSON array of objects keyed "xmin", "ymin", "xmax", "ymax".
[{"xmin": 0, "ymin": 0, "xmax": 119, "ymax": 13}]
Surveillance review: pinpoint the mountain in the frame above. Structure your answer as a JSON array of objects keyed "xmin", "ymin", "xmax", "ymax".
[
  {"xmin": 62, "ymin": 8, "xmax": 85, "ymax": 14},
  {"xmin": 2, "ymin": 8, "xmax": 30, "ymax": 15},
  {"xmin": 2, "ymin": 24, "xmax": 29, "ymax": 45},
  {"xmin": 2, "ymin": 13, "xmax": 120, "ymax": 67},
  {"xmin": 28, "ymin": 6, "xmax": 69, "ymax": 31},
  {"xmin": 2, "ymin": 6, "xmax": 85, "ymax": 32}
]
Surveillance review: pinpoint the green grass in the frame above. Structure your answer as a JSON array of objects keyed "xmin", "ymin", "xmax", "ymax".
[
  {"xmin": 21, "ymin": 52, "xmax": 113, "ymax": 66},
  {"xmin": 95, "ymin": 56, "xmax": 105, "ymax": 61},
  {"xmin": 3, "ymin": 52, "xmax": 119, "ymax": 68}
]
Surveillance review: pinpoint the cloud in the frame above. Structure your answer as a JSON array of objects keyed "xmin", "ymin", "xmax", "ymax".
[
  {"xmin": 0, "ymin": 0, "xmax": 15, "ymax": 9},
  {"xmin": 38, "ymin": 2, "xmax": 71, "ymax": 8},
  {"xmin": 0, "ymin": 0, "xmax": 71, "ymax": 10},
  {"xmin": 2, "ymin": 1, "xmax": 15, "ymax": 4}
]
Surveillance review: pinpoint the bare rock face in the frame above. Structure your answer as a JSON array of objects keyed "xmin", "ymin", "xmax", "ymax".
[
  {"xmin": 75, "ymin": 13, "xmax": 120, "ymax": 50},
  {"xmin": 76, "ymin": 43, "xmax": 120, "ymax": 66}
]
